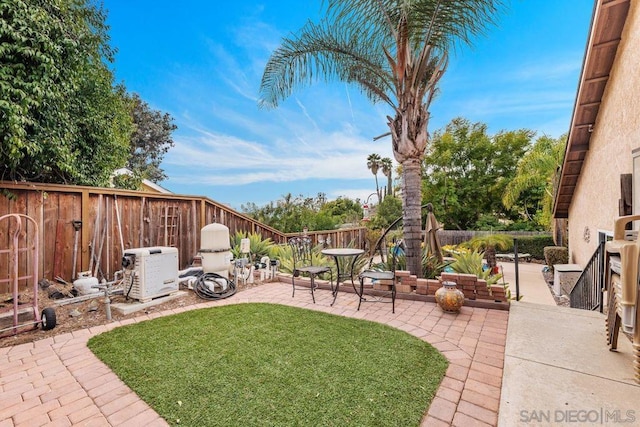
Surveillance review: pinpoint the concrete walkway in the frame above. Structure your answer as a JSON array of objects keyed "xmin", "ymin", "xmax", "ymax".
[
  {"xmin": 499, "ymin": 302, "xmax": 640, "ymax": 427},
  {"xmin": 0, "ymin": 282, "xmax": 508, "ymax": 426},
  {"xmin": 498, "ymin": 262, "xmax": 640, "ymax": 426},
  {"xmin": 498, "ymin": 261, "xmax": 556, "ymax": 306}
]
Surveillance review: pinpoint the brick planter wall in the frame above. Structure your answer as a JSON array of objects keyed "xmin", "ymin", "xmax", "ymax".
[{"xmin": 407, "ymin": 271, "xmax": 508, "ymax": 303}]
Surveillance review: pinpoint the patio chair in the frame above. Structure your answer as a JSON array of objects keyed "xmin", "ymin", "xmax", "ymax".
[
  {"xmin": 604, "ymin": 214, "xmax": 640, "ymax": 384},
  {"xmin": 357, "ymin": 240, "xmax": 403, "ymax": 313},
  {"xmin": 289, "ymin": 236, "xmax": 332, "ymax": 303}
]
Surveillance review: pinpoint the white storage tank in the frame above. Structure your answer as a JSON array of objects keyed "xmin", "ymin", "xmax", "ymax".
[{"xmin": 200, "ymin": 223, "xmax": 232, "ymax": 278}]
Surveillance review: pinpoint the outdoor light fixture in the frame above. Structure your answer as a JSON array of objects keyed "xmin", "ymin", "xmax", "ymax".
[{"xmin": 362, "ymin": 192, "xmax": 378, "ymax": 221}]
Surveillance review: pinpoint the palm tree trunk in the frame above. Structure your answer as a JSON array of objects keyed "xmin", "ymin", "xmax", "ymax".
[
  {"xmin": 374, "ymin": 174, "xmax": 380, "ymax": 201},
  {"xmin": 401, "ymin": 159, "xmax": 423, "ymax": 278},
  {"xmin": 485, "ymin": 245, "xmax": 497, "ymax": 269}
]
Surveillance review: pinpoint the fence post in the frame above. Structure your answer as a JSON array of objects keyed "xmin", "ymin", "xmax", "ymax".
[
  {"xmin": 598, "ymin": 239, "xmax": 605, "ymax": 313},
  {"xmin": 514, "ymin": 238, "xmax": 520, "ymax": 301}
]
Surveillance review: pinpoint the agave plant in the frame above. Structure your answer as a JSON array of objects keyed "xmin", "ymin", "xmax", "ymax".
[{"xmin": 449, "ymin": 250, "xmax": 502, "ymax": 286}]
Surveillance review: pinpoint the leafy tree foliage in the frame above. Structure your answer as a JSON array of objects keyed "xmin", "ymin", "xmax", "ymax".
[
  {"xmin": 367, "ymin": 195, "xmax": 403, "ymax": 230},
  {"xmin": 318, "ymin": 197, "xmax": 363, "ymax": 226},
  {"xmin": 422, "ymin": 118, "xmax": 533, "ymax": 230},
  {"xmin": 0, "ymin": 0, "xmax": 132, "ymax": 185},
  {"xmin": 241, "ymin": 193, "xmax": 363, "ymax": 233},
  {"xmin": 125, "ymin": 93, "xmax": 177, "ymax": 183},
  {"xmin": 502, "ymin": 134, "xmax": 566, "ymax": 230}
]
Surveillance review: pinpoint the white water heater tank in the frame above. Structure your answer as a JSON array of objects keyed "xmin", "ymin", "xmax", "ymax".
[{"xmin": 200, "ymin": 223, "xmax": 232, "ymax": 278}]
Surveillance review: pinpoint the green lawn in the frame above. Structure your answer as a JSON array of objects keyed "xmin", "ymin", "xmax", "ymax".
[{"xmin": 88, "ymin": 303, "xmax": 448, "ymax": 426}]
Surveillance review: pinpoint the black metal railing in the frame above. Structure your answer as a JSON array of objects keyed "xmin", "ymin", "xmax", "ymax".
[{"xmin": 570, "ymin": 240, "xmax": 605, "ymax": 312}]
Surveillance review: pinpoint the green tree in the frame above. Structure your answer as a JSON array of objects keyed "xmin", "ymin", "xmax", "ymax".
[
  {"xmin": 366, "ymin": 153, "xmax": 382, "ymax": 200},
  {"xmin": 318, "ymin": 197, "xmax": 363, "ymax": 226},
  {"xmin": 422, "ymin": 118, "xmax": 532, "ymax": 229},
  {"xmin": 502, "ymin": 134, "xmax": 566, "ymax": 230},
  {"xmin": 126, "ymin": 93, "xmax": 177, "ymax": 183},
  {"xmin": 0, "ymin": 0, "xmax": 132, "ymax": 185},
  {"xmin": 368, "ymin": 194, "xmax": 402, "ymax": 230},
  {"xmin": 242, "ymin": 193, "xmax": 347, "ymax": 233},
  {"xmin": 259, "ymin": 0, "xmax": 503, "ymax": 276}
]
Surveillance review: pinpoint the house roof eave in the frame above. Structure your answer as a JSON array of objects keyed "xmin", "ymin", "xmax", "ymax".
[{"xmin": 553, "ymin": 0, "xmax": 631, "ymax": 218}]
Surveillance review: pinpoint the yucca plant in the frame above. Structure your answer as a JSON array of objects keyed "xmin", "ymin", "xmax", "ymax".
[{"xmin": 461, "ymin": 234, "xmax": 513, "ymax": 270}]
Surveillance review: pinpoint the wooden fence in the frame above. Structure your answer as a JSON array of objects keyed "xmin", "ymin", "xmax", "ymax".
[
  {"xmin": 0, "ymin": 181, "xmax": 367, "ymax": 293},
  {"xmin": 437, "ymin": 230, "xmax": 552, "ymax": 246},
  {"xmin": 1, "ymin": 181, "xmax": 549, "ymax": 294}
]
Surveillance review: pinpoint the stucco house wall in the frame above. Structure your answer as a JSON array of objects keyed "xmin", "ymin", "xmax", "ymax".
[{"xmin": 568, "ymin": 0, "xmax": 640, "ymax": 266}]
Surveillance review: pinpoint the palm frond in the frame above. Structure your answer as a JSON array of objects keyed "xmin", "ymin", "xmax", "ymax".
[
  {"xmin": 260, "ymin": 0, "xmax": 504, "ymax": 109},
  {"xmin": 259, "ymin": 19, "xmax": 395, "ymax": 108}
]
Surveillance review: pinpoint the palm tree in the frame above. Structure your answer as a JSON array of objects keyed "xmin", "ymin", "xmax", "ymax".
[
  {"xmin": 502, "ymin": 135, "xmax": 566, "ymax": 230},
  {"xmin": 463, "ymin": 234, "xmax": 513, "ymax": 270},
  {"xmin": 367, "ymin": 153, "xmax": 382, "ymax": 200},
  {"xmin": 259, "ymin": 0, "xmax": 503, "ymax": 277},
  {"xmin": 381, "ymin": 157, "xmax": 393, "ymax": 196}
]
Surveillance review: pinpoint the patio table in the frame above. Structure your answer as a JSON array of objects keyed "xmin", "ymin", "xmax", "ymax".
[{"xmin": 321, "ymin": 248, "xmax": 364, "ymax": 306}]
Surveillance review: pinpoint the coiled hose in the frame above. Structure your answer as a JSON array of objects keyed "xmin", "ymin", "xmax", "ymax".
[{"xmin": 193, "ymin": 272, "xmax": 237, "ymax": 300}]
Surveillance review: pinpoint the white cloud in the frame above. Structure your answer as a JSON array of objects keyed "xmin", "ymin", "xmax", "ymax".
[{"xmin": 165, "ymin": 119, "xmax": 395, "ymax": 187}]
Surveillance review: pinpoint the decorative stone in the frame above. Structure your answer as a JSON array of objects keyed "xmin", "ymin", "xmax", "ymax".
[{"xmin": 435, "ymin": 281, "xmax": 464, "ymax": 313}]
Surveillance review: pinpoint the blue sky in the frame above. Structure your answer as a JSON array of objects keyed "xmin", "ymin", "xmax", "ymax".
[{"xmin": 104, "ymin": 0, "xmax": 594, "ymax": 209}]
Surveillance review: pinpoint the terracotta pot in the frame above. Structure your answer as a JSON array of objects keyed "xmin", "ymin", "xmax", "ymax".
[{"xmin": 435, "ymin": 281, "xmax": 464, "ymax": 313}]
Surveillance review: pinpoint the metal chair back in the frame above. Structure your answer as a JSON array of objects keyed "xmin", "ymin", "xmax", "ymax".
[
  {"xmin": 289, "ymin": 236, "xmax": 315, "ymax": 270},
  {"xmin": 288, "ymin": 236, "xmax": 331, "ymax": 304}
]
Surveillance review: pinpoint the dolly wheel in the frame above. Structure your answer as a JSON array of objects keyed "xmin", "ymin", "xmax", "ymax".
[{"xmin": 41, "ymin": 307, "xmax": 57, "ymax": 331}]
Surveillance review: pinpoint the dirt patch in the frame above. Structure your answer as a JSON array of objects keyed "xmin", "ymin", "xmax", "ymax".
[{"xmin": 0, "ymin": 277, "xmax": 267, "ymax": 348}]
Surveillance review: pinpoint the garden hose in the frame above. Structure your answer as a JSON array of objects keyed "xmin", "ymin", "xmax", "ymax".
[{"xmin": 193, "ymin": 272, "xmax": 237, "ymax": 300}]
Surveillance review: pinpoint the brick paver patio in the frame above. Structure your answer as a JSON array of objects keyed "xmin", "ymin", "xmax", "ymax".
[{"xmin": 0, "ymin": 281, "xmax": 508, "ymax": 426}]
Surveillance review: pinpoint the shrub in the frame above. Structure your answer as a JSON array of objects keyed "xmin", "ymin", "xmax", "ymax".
[
  {"xmin": 543, "ymin": 246, "xmax": 569, "ymax": 271},
  {"xmin": 513, "ymin": 235, "xmax": 555, "ymax": 260}
]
